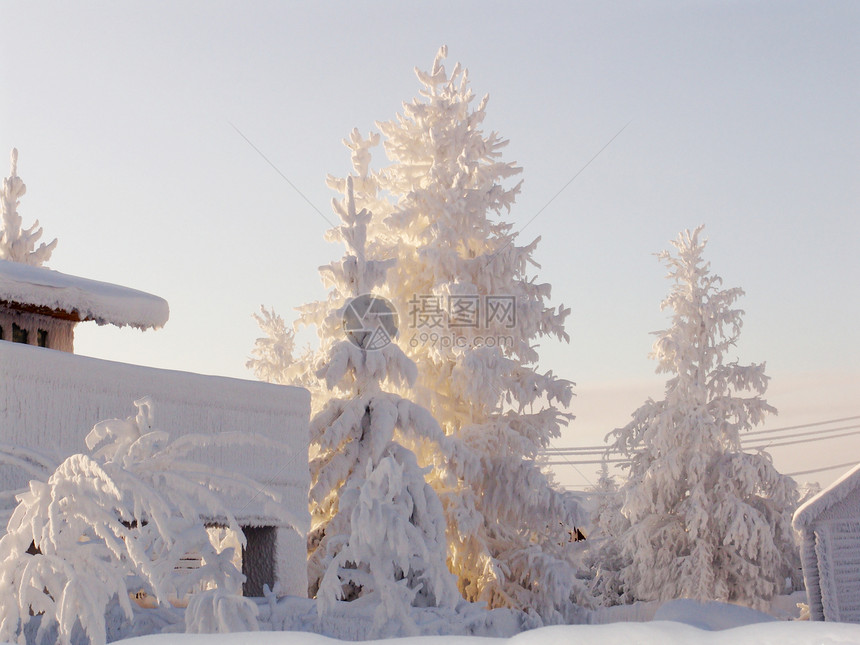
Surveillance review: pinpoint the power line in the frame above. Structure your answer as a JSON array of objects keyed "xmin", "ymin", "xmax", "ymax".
[
  {"xmin": 544, "ymin": 416, "xmax": 860, "ymax": 474},
  {"xmin": 787, "ymin": 461, "xmax": 859, "ymax": 478},
  {"xmin": 746, "ymin": 427, "xmax": 860, "ymax": 451},
  {"xmin": 545, "ymin": 440, "xmax": 597, "ymax": 487},
  {"xmin": 229, "ymin": 121, "xmax": 335, "ymax": 229},
  {"xmin": 743, "ymin": 424, "xmax": 860, "ymax": 446},
  {"xmin": 743, "ymin": 415, "xmax": 860, "ymax": 437},
  {"xmin": 544, "ymin": 448, "xmax": 611, "ymax": 456},
  {"xmin": 545, "ymin": 417, "xmax": 860, "ymax": 483},
  {"xmin": 559, "ymin": 460, "xmax": 860, "ymax": 482},
  {"xmin": 545, "ymin": 414, "xmax": 860, "ymax": 454},
  {"xmin": 546, "ymin": 458, "xmax": 627, "ymax": 466},
  {"xmin": 548, "ymin": 428, "xmax": 860, "ymax": 467},
  {"xmin": 563, "ymin": 487, "xmax": 615, "ymax": 494},
  {"xmin": 483, "ymin": 120, "xmax": 631, "ymax": 270}
]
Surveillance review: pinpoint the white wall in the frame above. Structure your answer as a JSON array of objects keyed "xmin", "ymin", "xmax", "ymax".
[{"xmin": 0, "ymin": 341, "xmax": 311, "ymax": 596}]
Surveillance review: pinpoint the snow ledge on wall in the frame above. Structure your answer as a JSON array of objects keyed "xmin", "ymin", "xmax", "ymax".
[{"xmin": 0, "ymin": 258, "xmax": 169, "ymax": 329}]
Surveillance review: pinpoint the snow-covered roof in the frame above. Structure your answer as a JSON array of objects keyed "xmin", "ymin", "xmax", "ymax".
[
  {"xmin": 0, "ymin": 258, "xmax": 169, "ymax": 330},
  {"xmin": 793, "ymin": 462, "xmax": 860, "ymax": 529},
  {"xmin": 793, "ymin": 462, "xmax": 860, "ymax": 622}
]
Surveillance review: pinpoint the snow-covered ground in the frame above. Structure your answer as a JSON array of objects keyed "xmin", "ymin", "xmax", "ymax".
[
  {"xmin": 81, "ymin": 593, "xmax": 853, "ymax": 645},
  {"xmin": 115, "ymin": 620, "xmax": 860, "ymax": 645}
]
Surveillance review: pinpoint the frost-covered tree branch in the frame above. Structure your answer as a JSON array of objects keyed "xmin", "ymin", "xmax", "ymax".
[
  {"xmin": 0, "ymin": 149, "xmax": 57, "ymax": 266},
  {"xmin": 0, "ymin": 398, "xmax": 288, "ymax": 644}
]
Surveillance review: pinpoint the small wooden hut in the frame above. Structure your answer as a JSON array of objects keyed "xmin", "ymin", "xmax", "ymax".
[
  {"xmin": 794, "ymin": 463, "xmax": 860, "ymax": 622},
  {"xmin": 0, "ymin": 258, "xmax": 168, "ymax": 352}
]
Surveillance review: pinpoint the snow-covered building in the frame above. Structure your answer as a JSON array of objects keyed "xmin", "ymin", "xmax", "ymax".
[
  {"xmin": 0, "ymin": 341, "xmax": 311, "ymax": 597},
  {"xmin": 0, "ymin": 262, "xmax": 310, "ymax": 596},
  {"xmin": 0, "ymin": 148, "xmax": 168, "ymax": 349},
  {"xmin": 0, "ymin": 258, "xmax": 169, "ymax": 351},
  {"xmin": 793, "ymin": 463, "xmax": 860, "ymax": 622},
  {"xmin": 0, "ymin": 150, "xmax": 311, "ymax": 599}
]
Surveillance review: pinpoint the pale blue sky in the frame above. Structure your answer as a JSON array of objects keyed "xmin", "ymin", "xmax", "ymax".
[{"xmin": 3, "ymin": 2, "xmax": 858, "ymax": 486}]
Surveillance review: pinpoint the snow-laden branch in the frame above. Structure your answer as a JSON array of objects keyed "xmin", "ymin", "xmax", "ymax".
[
  {"xmin": 0, "ymin": 149, "xmax": 57, "ymax": 266},
  {"xmin": 0, "ymin": 397, "xmax": 293, "ymax": 644}
]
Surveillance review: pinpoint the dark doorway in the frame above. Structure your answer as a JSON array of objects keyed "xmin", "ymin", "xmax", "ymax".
[{"xmin": 241, "ymin": 526, "xmax": 276, "ymax": 597}]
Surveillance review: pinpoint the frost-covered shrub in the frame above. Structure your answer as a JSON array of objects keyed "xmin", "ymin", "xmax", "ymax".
[
  {"xmin": 0, "ymin": 444, "xmax": 56, "ymax": 528},
  {"xmin": 184, "ymin": 589, "xmax": 259, "ymax": 634},
  {"xmin": 0, "ymin": 397, "xmax": 281, "ymax": 644}
]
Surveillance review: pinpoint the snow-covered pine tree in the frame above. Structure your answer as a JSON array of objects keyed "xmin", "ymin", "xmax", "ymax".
[
  {"xmin": 0, "ymin": 149, "xmax": 57, "ymax": 265},
  {"xmin": 251, "ymin": 48, "xmax": 587, "ymax": 623},
  {"xmin": 608, "ymin": 225, "xmax": 799, "ymax": 610},
  {"xmin": 0, "ymin": 397, "xmax": 283, "ymax": 644},
  {"xmin": 585, "ymin": 463, "xmax": 632, "ymax": 607},
  {"xmin": 362, "ymin": 46, "xmax": 586, "ymax": 621},
  {"xmin": 251, "ymin": 177, "xmax": 460, "ymax": 635}
]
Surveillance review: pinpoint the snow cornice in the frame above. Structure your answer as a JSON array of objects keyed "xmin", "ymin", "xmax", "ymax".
[
  {"xmin": 0, "ymin": 258, "xmax": 169, "ymax": 330},
  {"xmin": 793, "ymin": 462, "xmax": 860, "ymax": 529}
]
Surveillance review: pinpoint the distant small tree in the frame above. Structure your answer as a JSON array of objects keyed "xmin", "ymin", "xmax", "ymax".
[
  {"xmin": 608, "ymin": 225, "xmax": 798, "ymax": 610},
  {"xmin": 0, "ymin": 149, "xmax": 57, "ymax": 266},
  {"xmin": 586, "ymin": 463, "xmax": 632, "ymax": 607},
  {"xmin": 0, "ymin": 398, "xmax": 281, "ymax": 644}
]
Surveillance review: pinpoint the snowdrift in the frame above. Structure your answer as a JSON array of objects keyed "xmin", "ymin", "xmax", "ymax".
[{"xmin": 113, "ymin": 620, "xmax": 860, "ymax": 645}]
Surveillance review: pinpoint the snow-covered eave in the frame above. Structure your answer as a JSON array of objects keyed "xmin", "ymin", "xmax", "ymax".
[
  {"xmin": 0, "ymin": 259, "xmax": 169, "ymax": 330},
  {"xmin": 793, "ymin": 462, "xmax": 860, "ymax": 530}
]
